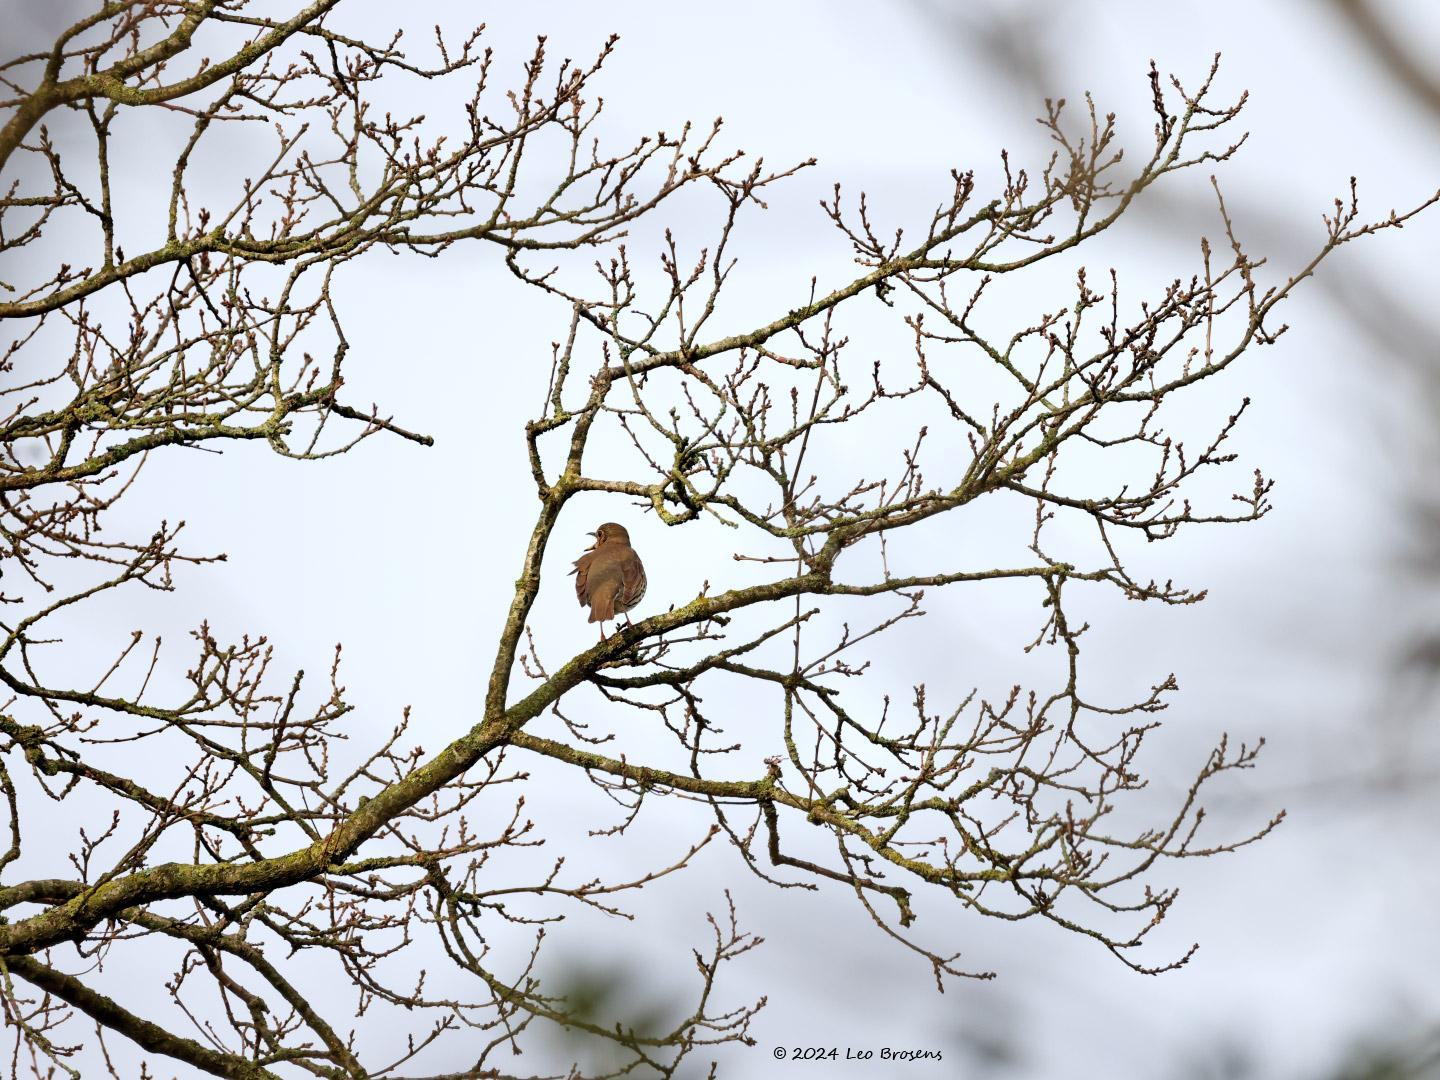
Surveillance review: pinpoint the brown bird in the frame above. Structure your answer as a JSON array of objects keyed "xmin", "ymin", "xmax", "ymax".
[{"xmin": 571, "ymin": 522, "xmax": 647, "ymax": 635}]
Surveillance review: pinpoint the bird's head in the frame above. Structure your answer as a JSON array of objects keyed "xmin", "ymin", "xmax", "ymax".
[{"xmin": 588, "ymin": 522, "xmax": 630, "ymax": 546}]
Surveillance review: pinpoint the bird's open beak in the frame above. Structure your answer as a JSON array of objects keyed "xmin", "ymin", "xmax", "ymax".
[{"xmin": 586, "ymin": 531, "xmax": 597, "ymax": 538}]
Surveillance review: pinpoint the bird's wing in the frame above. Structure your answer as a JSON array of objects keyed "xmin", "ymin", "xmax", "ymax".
[{"xmin": 583, "ymin": 558, "xmax": 624, "ymax": 623}]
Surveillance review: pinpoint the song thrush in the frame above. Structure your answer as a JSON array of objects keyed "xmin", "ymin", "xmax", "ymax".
[{"xmin": 571, "ymin": 522, "xmax": 647, "ymax": 634}]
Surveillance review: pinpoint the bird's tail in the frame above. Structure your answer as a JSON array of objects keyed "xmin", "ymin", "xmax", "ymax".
[{"xmin": 588, "ymin": 583, "xmax": 618, "ymax": 623}]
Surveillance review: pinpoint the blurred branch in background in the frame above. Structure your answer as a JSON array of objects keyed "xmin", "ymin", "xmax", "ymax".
[{"xmin": 1325, "ymin": 0, "xmax": 1440, "ymax": 744}]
